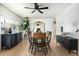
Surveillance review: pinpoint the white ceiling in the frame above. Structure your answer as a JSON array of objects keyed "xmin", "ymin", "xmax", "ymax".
[{"xmin": 1, "ymin": 3, "xmax": 72, "ymax": 18}]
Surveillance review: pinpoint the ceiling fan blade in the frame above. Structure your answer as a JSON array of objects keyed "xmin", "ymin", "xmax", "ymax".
[
  {"xmin": 39, "ymin": 7, "xmax": 48, "ymax": 9},
  {"xmin": 24, "ymin": 7, "xmax": 34, "ymax": 9},
  {"xmin": 31, "ymin": 9, "xmax": 35, "ymax": 13},
  {"xmin": 38, "ymin": 9, "xmax": 43, "ymax": 14}
]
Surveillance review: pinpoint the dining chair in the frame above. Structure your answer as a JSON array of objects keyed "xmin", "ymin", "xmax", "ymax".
[
  {"xmin": 28, "ymin": 31, "xmax": 33, "ymax": 51},
  {"xmin": 31, "ymin": 33, "xmax": 48, "ymax": 56},
  {"xmin": 28, "ymin": 32, "xmax": 38, "ymax": 53},
  {"xmin": 33, "ymin": 39, "xmax": 48, "ymax": 56},
  {"xmin": 46, "ymin": 31, "xmax": 52, "ymax": 52}
]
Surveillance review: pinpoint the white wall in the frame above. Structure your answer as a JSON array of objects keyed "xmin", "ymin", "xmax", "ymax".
[
  {"xmin": 0, "ymin": 5, "xmax": 23, "ymax": 33},
  {"xmin": 0, "ymin": 5, "xmax": 23, "ymax": 22},
  {"xmin": 57, "ymin": 3, "xmax": 79, "ymax": 54},
  {"xmin": 0, "ymin": 5, "xmax": 23, "ymax": 51},
  {"xmin": 0, "ymin": 23, "xmax": 1, "ymax": 50},
  {"xmin": 29, "ymin": 18, "xmax": 53, "ymax": 33},
  {"xmin": 56, "ymin": 4, "xmax": 79, "ymax": 34}
]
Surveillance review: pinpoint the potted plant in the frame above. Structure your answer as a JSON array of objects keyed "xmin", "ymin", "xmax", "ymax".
[
  {"xmin": 20, "ymin": 17, "xmax": 29, "ymax": 31},
  {"xmin": 19, "ymin": 17, "xmax": 29, "ymax": 38}
]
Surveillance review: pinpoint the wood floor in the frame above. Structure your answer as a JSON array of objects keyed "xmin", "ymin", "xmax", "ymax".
[{"xmin": 0, "ymin": 38, "xmax": 78, "ymax": 56}]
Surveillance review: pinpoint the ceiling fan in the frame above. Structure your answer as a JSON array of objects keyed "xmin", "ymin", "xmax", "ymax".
[{"xmin": 24, "ymin": 3, "xmax": 48, "ymax": 14}]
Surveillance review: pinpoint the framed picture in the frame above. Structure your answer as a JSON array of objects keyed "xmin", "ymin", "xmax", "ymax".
[{"xmin": 61, "ymin": 26, "xmax": 63, "ymax": 32}]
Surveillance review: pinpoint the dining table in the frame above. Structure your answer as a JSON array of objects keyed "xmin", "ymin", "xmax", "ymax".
[{"xmin": 31, "ymin": 33, "xmax": 48, "ymax": 39}]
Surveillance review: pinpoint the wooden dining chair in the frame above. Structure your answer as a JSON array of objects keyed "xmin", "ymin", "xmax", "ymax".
[
  {"xmin": 31, "ymin": 33, "xmax": 48, "ymax": 56},
  {"xmin": 28, "ymin": 31, "xmax": 33, "ymax": 51},
  {"xmin": 33, "ymin": 40, "xmax": 47, "ymax": 56},
  {"xmin": 46, "ymin": 31, "xmax": 52, "ymax": 52}
]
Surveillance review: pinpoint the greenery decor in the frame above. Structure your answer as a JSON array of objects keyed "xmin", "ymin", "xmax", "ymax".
[{"xmin": 20, "ymin": 17, "xmax": 29, "ymax": 31}]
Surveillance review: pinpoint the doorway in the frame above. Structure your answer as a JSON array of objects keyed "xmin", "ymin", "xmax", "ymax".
[{"xmin": 33, "ymin": 21, "xmax": 45, "ymax": 33}]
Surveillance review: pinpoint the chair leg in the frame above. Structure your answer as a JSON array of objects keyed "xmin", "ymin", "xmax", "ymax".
[
  {"xmin": 49, "ymin": 46, "xmax": 51, "ymax": 52},
  {"xmin": 76, "ymin": 49, "xmax": 78, "ymax": 55},
  {"xmin": 45, "ymin": 46, "xmax": 48, "ymax": 53},
  {"xmin": 69, "ymin": 50, "xmax": 70, "ymax": 54},
  {"xmin": 31, "ymin": 44, "xmax": 34, "ymax": 53},
  {"xmin": 29, "ymin": 43, "xmax": 32, "ymax": 51},
  {"xmin": 43, "ymin": 48, "xmax": 46, "ymax": 56},
  {"xmin": 48, "ymin": 44, "xmax": 51, "ymax": 52},
  {"xmin": 34, "ymin": 47, "xmax": 37, "ymax": 56}
]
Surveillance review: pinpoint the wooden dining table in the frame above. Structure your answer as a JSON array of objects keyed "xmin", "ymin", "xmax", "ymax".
[{"xmin": 31, "ymin": 33, "xmax": 48, "ymax": 39}]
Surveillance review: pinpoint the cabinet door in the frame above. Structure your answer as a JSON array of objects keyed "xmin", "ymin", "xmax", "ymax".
[
  {"xmin": 10, "ymin": 34, "xmax": 15, "ymax": 47},
  {"xmin": 6, "ymin": 34, "xmax": 11, "ymax": 48},
  {"xmin": 56, "ymin": 35, "xmax": 62, "ymax": 43},
  {"xmin": 70, "ymin": 40, "xmax": 78, "ymax": 50}
]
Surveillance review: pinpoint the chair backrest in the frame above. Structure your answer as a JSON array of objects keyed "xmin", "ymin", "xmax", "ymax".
[
  {"xmin": 28, "ymin": 31, "xmax": 32, "ymax": 43},
  {"xmin": 33, "ymin": 33, "xmax": 46, "ymax": 39},
  {"xmin": 47, "ymin": 31, "xmax": 52, "ymax": 42}
]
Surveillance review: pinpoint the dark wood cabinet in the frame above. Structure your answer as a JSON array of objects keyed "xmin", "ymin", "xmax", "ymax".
[{"xmin": 56, "ymin": 35, "xmax": 78, "ymax": 54}]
